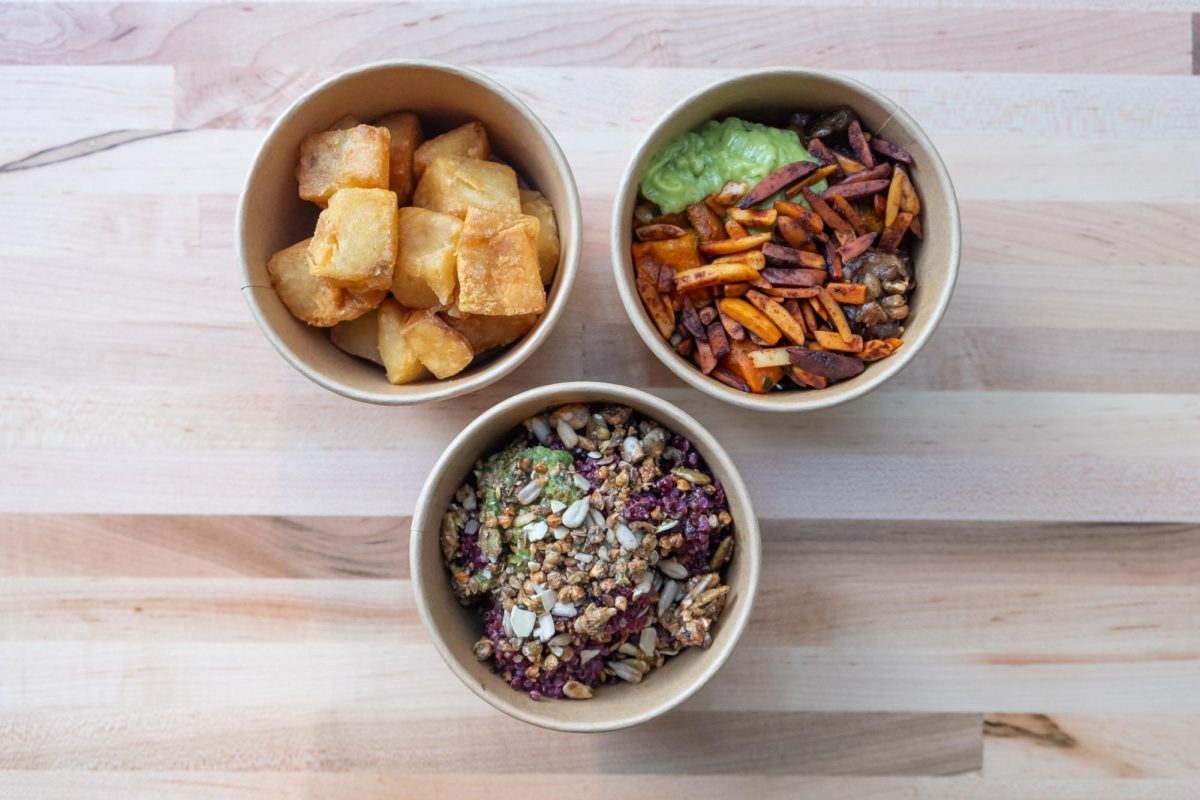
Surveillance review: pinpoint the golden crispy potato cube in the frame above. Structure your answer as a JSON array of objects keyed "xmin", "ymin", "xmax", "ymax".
[
  {"xmin": 413, "ymin": 121, "xmax": 489, "ymax": 180},
  {"xmin": 377, "ymin": 299, "xmax": 430, "ymax": 384},
  {"xmin": 393, "ymin": 206, "xmax": 461, "ymax": 308},
  {"xmin": 455, "ymin": 208, "xmax": 545, "ymax": 316},
  {"xmin": 401, "ymin": 308, "xmax": 474, "ymax": 379},
  {"xmin": 267, "ymin": 238, "xmax": 384, "ymax": 327},
  {"xmin": 519, "ymin": 188, "xmax": 560, "ymax": 284},
  {"xmin": 329, "ymin": 308, "xmax": 383, "ymax": 365},
  {"xmin": 444, "ymin": 311, "xmax": 537, "ymax": 352},
  {"xmin": 308, "ymin": 188, "xmax": 399, "ymax": 291},
  {"xmin": 412, "ymin": 156, "xmax": 519, "ymax": 219},
  {"xmin": 327, "ymin": 114, "xmax": 359, "ymax": 131},
  {"xmin": 296, "ymin": 125, "xmax": 390, "ymax": 206},
  {"xmin": 376, "ymin": 111, "xmax": 423, "ymax": 205}
]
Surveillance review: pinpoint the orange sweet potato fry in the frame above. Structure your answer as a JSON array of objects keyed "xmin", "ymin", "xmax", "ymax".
[
  {"xmin": 762, "ymin": 285, "xmax": 821, "ymax": 299},
  {"xmin": 713, "ymin": 250, "xmax": 766, "ymax": 270},
  {"xmin": 745, "ymin": 290, "xmax": 807, "ymax": 345},
  {"xmin": 727, "ymin": 206, "xmax": 778, "ymax": 227},
  {"xmin": 715, "ymin": 180, "xmax": 750, "ymax": 206},
  {"xmin": 635, "ymin": 223, "xmax": 689, "ymax": 241},
  {"xmin": 718, "ymin": 298, "xmax": 782, "ymax": 346},
  {"xmin": 885, "ymin": 167, "xmax": 904, "ymax": 228},
  {"xmin": 718, "ymin": 305, "xmax": 746, "ymax": 341},
  {"xmin": 635, "ymin": 233, "xmax": 703, "ymax": 271},
  {"xmin": 801, "ymin": 188, "xmax": 854, "ymax": 239},
  {"xmin": 686, "ymin": 202, "xmax": 728, "ymax": 243},
  {"xmin": 858, "ymin": 339, "xmax": 896, "ymax": 362},
  {"xmin": 826, "ymin": 282, "xmax": 867, "ymax": 304},
  {"xmin": 776, "ymin": 215, "xmax": 810, "ymax": 249},
  {"xmin": 637, "ymin": 273, "xmax": 675, "ymax": 339},
  {"xmin": 699, "ymin": 232, "xmax": 772, "ymax": 256},
  {"xmin": 813, "ymin": 329, "xmax": 863, "ymax": 352},
  {"xmin": 835, "ymin": 232, "xmax": 877, "ymax": 264},
  {"xmin": 724, "ymin": 218, "xmax": 749, "ymax": 239},
  {"xmin": 879, "ymin": 210, "xmax": 913, "ymax": 253},
  {"xmin": 834, "ymin": 152, "xmax": 866, "ymax": 175},
  {"xmin": 787, "ymin": 365, "xmax": 829, "ymax": 390},
  {"xmin": 785, "ymin": 163, "xmax": 839, "ymax": 197},
  {"xmin": 774, "ymin": 201, "xmax": 825, "ymax": 233},
  {"xmin": 886, "ymin": 337, "xmax": 904, "ymax": 349},
  {"xmin": 800, "ymin": 300, "xmax": 820, "ymax": 333},
  {"xmin": 897, "ymin": 168, "xmax": 921, "ymax": 215},
  {"xmin": 828, "ymin": 195, "xmax": 866, "ymax": 237},
  {"xmin": 721, "ymin": 339, "xmax": 783, "ymax": 393},
  {"xmin": 675, "ymin": 261, "xmax": 761, "ymax": 292},
  {"xmin": 723, "ymin": 282, "xmax": 751, "ymax": 298},
  {"xmin": 816, "ymin": 287, "xmax": 854, "ymax": 344},
  {"xmin": 711, "ymin": 366, "xmax": 750, "ymax": 392}
]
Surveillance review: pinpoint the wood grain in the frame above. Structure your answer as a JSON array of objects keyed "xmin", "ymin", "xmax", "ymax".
[{"xmin": 1, "ymin": 1, "xmax": 1197, "ymax": 795}]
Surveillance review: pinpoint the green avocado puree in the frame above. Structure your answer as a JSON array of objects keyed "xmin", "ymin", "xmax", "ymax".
[{"xmin": 640, "ymin": 117, "xmax": 826, "ymax": 214}]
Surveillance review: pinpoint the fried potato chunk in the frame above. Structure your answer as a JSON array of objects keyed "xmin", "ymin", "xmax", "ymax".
[
  {"xmin": 401, "ymin": 308, "xmax": 474, "ymax": 379},
  {"xmin": 329, "ymin": 308, "xmax": 383, "ymax": 365},
  {"xmin": 455, "ymin": 208, "xmax": 544, "ymax": 316},
  {"xmin": 413, "ymin": 156, "xmax": 520, "ymax": 219},
  {"xmin": 376, "ymin": 111, "xmax": 423, "ymax": 204},
  {"xmin": 267, "ymin": 238, "xmax": 383, "ymax": 327},
  {"xmin": 444, "ymin": 311, "xmax": 537, "ymax": 352},
  {"xmin": 296, "ymin": 125, "xmax": 390, "ymax": 206},
  {"xmin": 413, "ymin": 121, "xmax": 489, "ymax": 180},
  {"xmin": 308, "ymin": 188, "xmax": 399, "ymax": 291},
  {"xmin": 393, "ymin": 206, "xmax": 462, "ymax": 308},
  {"xmin": 377, "ymin": 299, "xmax": 430, "ymax": 384},
  {"xmin": 519, "ymin": 188, "xmax": 560, "ymax": 284}
]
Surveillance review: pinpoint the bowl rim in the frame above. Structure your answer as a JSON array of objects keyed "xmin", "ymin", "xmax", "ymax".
[
  {"xmin": 236, "ymin": 59, "xmax": 582, "ymax": 405},
  {"xmin": 409, "ymin": 381, "xmax": 762, "ymax": 732},
  {"xmin": 610, "ymin": 67, "xmax": 961, "ymax": 413}
]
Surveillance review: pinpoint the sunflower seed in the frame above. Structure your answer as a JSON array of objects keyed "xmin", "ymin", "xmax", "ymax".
[
  {"xmin": 659, "ymin": 559, "xmax": 688, "ymax": 580},
  {"xmin": 615, "ymin": 524, "xmax": 640, "ymax": 551},
  {"xmin": 580, "ymin": 648, "xmax": 601, "ymax": 665},
  {"xmin": 502, "ymin": 607, "xmax": 514, "ymax": 638},
  {"xmin": 610, "ymin": 661, "xmax": 643, "ymax": 683},
  {"xmin": 621, "ymin": 436, "xmax": 645, "ymax": 464},
  {"xmin": 655, "ymin": 519, "xmax": 679, "ymax": 533},
  {"xmin": 531, "ymin": 416, "xmax": 552, "ymax": 445},
  {"xmin": 513, "ymin": 511, "xmax": 537, "ymax": 528},
  {"xmin": 549, "ymin": 632, "xmax": 572, "ymax": 647},
  {"xmin": 573, "ymin": 552, "xmax": 594, "ymax": 564},
  {"xmin": 561, "ymin": 498, "xmax": 590, "ymax": 528},
  {"xmin": 516, "ymin": 479, "xmax": 543, "ymax": 505},
  {"xmin": 589, "ymin": 508, "xmax": 606, "ymax": 527},
  {"xmin": 639, "ymin": 625, "xmax": 658, "ymax": 656},
  {"xmin": 658, "ymin": 580, "xmax": 680, "ymax": 616},
  {"xmin": 617, "ymin": 642, "xmax": 642, "ymax": 658},
  {"xmin": 556, "ymin": 419, "xmax": 579, "ymax": 448},
  {"xmin": 563, "ymin": 680, "xmax": 593, "ymax": 699},
  {"xmin": 572, "ymin": 474, "xmax": 591, "ymax": 492},
  {"xmin": 672, "ymin": 467, "xmax": 712, "ymax": 486},
  {"xmin": 552, "ymin": 526, "xmax": 569, "ymax": 540},
  {"xmin": 710, "ymin": 536, "xmax": 734, "ymax": 569}
]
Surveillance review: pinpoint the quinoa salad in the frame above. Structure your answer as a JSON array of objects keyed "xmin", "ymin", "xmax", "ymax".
[{"xmin": 440, "ymin": 403, "xmax": 735, "ymax": 700}]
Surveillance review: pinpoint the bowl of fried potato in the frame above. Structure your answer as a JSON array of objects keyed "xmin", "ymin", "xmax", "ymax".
[
  {"xmin": 238, "ymin": 61, "xmax": 581, "ymax": 403},
  {"xmin": 611, "ymin": 69, "xmax": 959, "ymax": 412}
]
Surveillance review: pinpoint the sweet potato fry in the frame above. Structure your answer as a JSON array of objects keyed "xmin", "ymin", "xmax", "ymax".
[
  {"xmin": 828, "ymin": 195, "xmax": 865, "ymax": 236},
  {"xmin": 805, "ymin": 138, "xmax": 839, "ymax": 170},
  {"xmin": 878, "ymin": 210, "xmax": 913, "ymax": 253},
  {"xmin": 723, "ymin": 282, "xmax": 751, "ymax": 298},
  {"xmin": 821, "ymin": 237, "xmax": 844, "ymax": 280},
  {"xmin": 833, "ymin": 152, "xmax": 866, "ymax": 175},
  {"xmin": 800, "ymin": 301, "xmax": 820, "ymax": 334},
  {"xmin": 886, "ymin": 337, "xmax": 904, "ymax": 349},
  {"xmin": 713, "ymin": 250, "xmax": 766, "ymax": 271},
  {"xmin": 763, "ymin": 242, "xmax": 826, "ymax": 270},
  {"xmin": 634, "ymin": 249, "xmax": 664, "ymax": 285},
  {"xmin": 715, "ymin": 180, "xmax": 750, "ymax": 206},
  {"xmin": 835, "ymin": 232, "xmax": 877, "ymax": 264},
  {"xmin": 718, "ymin": 305, "xmax": 746, "ymax": 341},
  {"xmin": 679, "ymin": 297, "xmax": 707, "ymax": 341},
  {"xmin": 782, "ymin": 298, "xmax": 808, "ymax": 334},
  {"xmin": 706, "ymin": 321, "xmax": 730, "ymax": 361},
  {"xmin": 746, "ymin": 290, "xmax": 807, "ymax": 345},
  {"xmin": 693, "ymin": 336, "xmax": 717, "ymax": 374},
  {"xmin": 873, "ymin": 193, "xmax": 886, "ymax": 219},
  {"xmin": 812, "ymin": 329, "xmax": 863, "ymax": 352},
  {"xmin": 724, "ymin": 218, "xmax": 749, "ymax": 239},
  {"xmin": 748, "ymin": 347, "xmax": 793, "ymax": 368},
  {"xmin": 822, "ymin": 179, "xmax": 890, "ymax": 200},
  {"xmin": 785, "ymin": 164, "xmax": 838, "ymax": 197},
  {"xmin": 676, "ymin": 337, "xmax": 694, "ymax": 357},
  {"xmin": 727, "ymin": 206, "xmax": 778, "ymax": 227},
  {"xmin": 897, "ymin": 167, "xmax": 921, "ymax": 215},
  {"xmin": 869, "ymin": 136, "xmax": 913, "ymax": 164},
  {"xmin": 635, "ymin": 233, "xmax": 703, "ymax": 271},
  {"xmin": 762, "ymin": 285, "xmax": 821, "ymax": 299},
  {"xmin": 827, "ymin": 282, "xmax": 867, "ymax": 304},
  {"xmin": 858, "ymin": 339, "xmax": 896, "ymax": 362},
  {"xmin": 698, "ymin": 305, "xmax": 718, "ymax": 326},
  {"xmin": 637, "ymin": 273, "xmax": 675, "ymax": 339},
  {"xmin": 840, "ymin": 163, "xmax": 891, "ymax": 185},
  {"xmin": 736, "ymin": 160, "xmax": 819, "ymax": 209},
  {"xmin": 655, "ymin": 259, "xmax": 675, "ymax": 293},
  {"xmin": 807, "ymin": 295, "xmax": 829, "ymax": 323},
  {"xmin": 649, "ymin": 211, "xmax": 688, "ymax": 227},
  {"xmin": 776, "ymin": 215, "xmax": 810, "ymax": 248},
  {"xmin": 885, "ymin": 167, "xmax": 904, "ymax": 228},
  {"xmin": 675, "ymin": 261, "xmax": 760, "ymax": 293},
  {"xmin": 908, "ymin": 214, "xmax": 923, "ymax": 240},
  {"xmin": 801, "ymin": 188, "xmax": 854, "ymax": 239},
  {"xmin": 787, "ymin": 365, "xmax": 829, "ymax": 390},
  {"xmin": 711, "ymin": 366, "xmax": 750, "ymax": 392},
  {"xmin": 847, "ymin": 119, "xmax": 875, "ymax": 168},
  {"xmin": 789, "ymin": 347, "xmax": 865, "ymax": 380},
  {"xmin": 634, "ymin": 201, "xmax": 656, "ymax": 226},
  {"xmin": 718, "ymin": 298, "xmax": 782, "ymax": 345},
  {"xmin": 686, "ymin": 202, "xmax": 728, "ymax": 243},
  {"xmin": 774, "ymin": 201, "xmax": 824, "ymax": 233},
  {"xmin": 816, "ymin": 287, "xmax": 854, "ymax": 343},
  {"xmin": 699, "ymin": 232, "xmax": 772, "ymax": 256},
  {"xmin": 635, "ymin": 223, "xmax": 688, "ymax": 241},
  {"xmin": 760, "ymin": 267, "xmax": 827, "ymax": 287},
  {"xmin": 721, "ymin": 339, "xmax": 783, "ymax": 393}
]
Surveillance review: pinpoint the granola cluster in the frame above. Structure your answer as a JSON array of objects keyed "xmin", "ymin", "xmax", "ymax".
[{"xmin": 440, "ymin": 403, "xmax": 735, "ymax": 700}]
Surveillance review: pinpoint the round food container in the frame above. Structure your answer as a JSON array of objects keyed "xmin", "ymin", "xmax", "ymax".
[
  {"xmin": 410, "ymin": 382, "xmax": 761, "ymax": 731},
  {"xmin": 611, "ymin": 69, "xmax": 960, "ymax": 412},
  {"xmin": 238, "ymin": 60, "xmax": 581, "ymax": 404}
]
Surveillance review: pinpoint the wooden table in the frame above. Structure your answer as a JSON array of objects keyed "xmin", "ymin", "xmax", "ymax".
[{"xmin": 2, "ymin": 2, "xmax": 1198, "ymax": 796}]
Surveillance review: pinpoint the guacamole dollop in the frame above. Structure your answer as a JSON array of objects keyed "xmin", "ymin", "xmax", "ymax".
[{"xmin": 640, "ymin": 117, "xmax": 825, "ymax": 214}]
